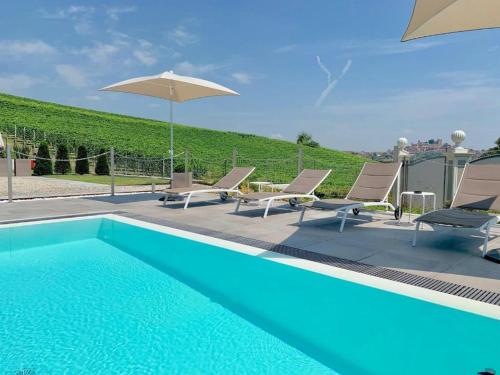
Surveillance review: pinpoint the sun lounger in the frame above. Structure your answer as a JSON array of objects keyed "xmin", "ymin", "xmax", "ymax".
[
  {"xmin": 234, "ymin": 169, "xmax": 331, "ymax": 218},
  {"xmin": 163, "ymin": 166, "xmax": 255, "ymax": 209},
  {"xmin": 413, "ymin": 164, "xmax": 500, "ymax": 257},
  {"xmin": 298, "ymin": 162, "xmax": 401, "ymax": 232}
]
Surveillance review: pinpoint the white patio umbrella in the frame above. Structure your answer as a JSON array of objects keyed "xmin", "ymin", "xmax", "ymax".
[
  {"xmin": 100, "ymin": 70, "xmax": 239, "ymax": 179},
  {"xmin": 402, "ymin": 0, "xmax": 500, "ymax": 41}
]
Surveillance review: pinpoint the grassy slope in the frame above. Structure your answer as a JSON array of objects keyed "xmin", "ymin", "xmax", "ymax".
[{"xmin": 0, "ymin": 93, "xmax": 369, "ymax": 196}]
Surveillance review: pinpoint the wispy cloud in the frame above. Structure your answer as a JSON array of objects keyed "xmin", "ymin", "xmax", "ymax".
[
  {"xmin": 341, "ymin": 39, "xmax": 446, "ymax": 57},
  {"xmin": 231, "ymin": 72, "xmax": 252, "ymax": 84},
  {"xmin": 55, "ymin": 64, "xmax": 88, "ymax": 88},
  {"xmin": 286, "ymin": 38, "xmax": 446, "ymax": 59},
  {"xmin": 105, "ymin": 6, "xmax": 136, "ymax": 21},
  {"xmin": 0, "ymin": 40, "xmax": 56, "ymax": 57},
  {"xmin": 274, "ymin": 44, "xmax": 297, "ymax": 54},
  {"xmin": 325, "ymin": 85, "xmax": 500, "ymax": 132},
  {"xmin": 174, "ymin": 61, "xmax": 220, "ymax": 76},
  {"xmin": 434, "ymin": 70, "xmax": 498, "ymax": 87},
  {"xmin": 169, "ymin": 25, "xmax": 198, "ymax": 46},
  {"xmin": 73, "ymin": 42, "xmax": 120, "ymax": 65},
  {"xmin": 39, "ymin": 5, "xmax": 95, "ymax": 35},
  {"xmin": 0, "ymin": 74, "xmax": 43, "ymax": 92},
  {"xmin": 315, "ymin": 57, "xmax": 352, "ymax": 107},
  {"xmin": 133, "ymin": 50, "xmax": 157, "ymax": 66},
  {"xmin": 85, "ymin": 95, "xmax": 101, "ymax": 101},
  {"xmin": 39, "ymin": 5, "xmax": 95, "ymax": 19}
]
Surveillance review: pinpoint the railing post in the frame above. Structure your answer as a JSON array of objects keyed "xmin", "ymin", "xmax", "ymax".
[
  {"xmin": 7, "ymin": 144, "xmax": 13, "ymax": 203},
  {"xmin": 232, "ymin": 148, "xmax": 237, "ymax": 168},
  {"xmin": 110, "ymin": 147, "xmax": 115, "ymax": 196},
  {"xmin": 184, "ymin": 149, "xmax": 189, "ymax": 173},
  {"xmin": 297, "ymin": 147, "xmax": 303, "ymax": 175}
]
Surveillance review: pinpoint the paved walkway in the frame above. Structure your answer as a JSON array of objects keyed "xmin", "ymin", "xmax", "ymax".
[
  {"xmin": 0, "ymin": 177, "xmax": 167, "ymax": 199},
  {"xmin": 1, "ymin": 193, "xmax": 499, "ymax": 295}
]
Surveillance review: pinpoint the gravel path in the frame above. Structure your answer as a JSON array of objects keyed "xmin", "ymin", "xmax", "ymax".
[{"xmin": 0, "ymin": 177, "xmax": 168, "ymax": 200}]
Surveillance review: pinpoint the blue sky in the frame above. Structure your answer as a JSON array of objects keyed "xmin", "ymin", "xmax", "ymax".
[{"xmin": 1, "ymin": 1, "xmax": 499, "ymax": 151}]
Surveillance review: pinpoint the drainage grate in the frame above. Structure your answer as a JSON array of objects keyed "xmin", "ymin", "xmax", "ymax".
[{"xmin": 123, "ymin": 212, "xmax": 500, "ymax": 307}]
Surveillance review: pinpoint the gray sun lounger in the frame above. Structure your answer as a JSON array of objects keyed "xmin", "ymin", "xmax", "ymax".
[
  {"xmin": 234, "ymin": 169, "xmax": 331, "ymax": 218},
  {"xmin": 413, "ymin": 164, "xmax": 500, "ymax": 257},
  {"xmin": 163, "ymin": 166, "xmax": 255, "ymax": 209},
  {"xmin": 299, "ymin": 162, "xmax": 402, "ymax": 232}
]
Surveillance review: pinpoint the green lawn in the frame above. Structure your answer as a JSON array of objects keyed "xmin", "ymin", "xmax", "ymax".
[{"xmin": 47, "ymin": 174, "xmax": 168, "ymax": 186}]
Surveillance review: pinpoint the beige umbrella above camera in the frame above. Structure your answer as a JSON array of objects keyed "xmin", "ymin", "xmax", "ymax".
[{"xmin": 402, "ymin": 0, "xmax": 500, "ymax": 41}]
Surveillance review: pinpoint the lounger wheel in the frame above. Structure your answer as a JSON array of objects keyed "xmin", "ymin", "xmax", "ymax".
[
  {"xmin": 394, "ymin": 206, "xmax": 402, "ymax": 220},
  {"xmin": 352, "ymin": 208, "xmax": 360, "ymax": 215},
  {"xmin": 288, "ymin": 198, "xmax": 299, "ymax": 207},
  {"xmin": 219, "ymin": 192, "xmax": 229, "ymax": 201}
]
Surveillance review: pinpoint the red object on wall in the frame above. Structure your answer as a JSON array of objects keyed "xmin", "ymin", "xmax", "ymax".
[{"xmin": 31, "ymin": 159, "xmax": 36, "ymax": 169}]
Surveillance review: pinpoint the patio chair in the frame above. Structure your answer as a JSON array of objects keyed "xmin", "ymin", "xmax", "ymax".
[
  {"xmin": 234, "ymin": 169, "xmax": 331, "ymax": 218},
  {"xmin": 163, "ymin": 167, "xmax": 255, "ymax": 209},
  {"xmin": 412, "ymin": 164, "xmax": 500, "ymax": 257},
  {"xmin": 298, "ymin": 162, "xmax": 401, "ymax": 232}
]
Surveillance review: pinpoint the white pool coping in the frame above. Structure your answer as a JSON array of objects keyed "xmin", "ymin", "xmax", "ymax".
[{"xmin": 3, "ymin": 213, "xmax": 500, "ymax": 320}]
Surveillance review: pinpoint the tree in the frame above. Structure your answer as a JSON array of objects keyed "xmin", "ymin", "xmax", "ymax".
[
  {"xmin": 33, "ymin": 142, "xmax": 53, "ymax": 175},
  {"xmin": 75, "ymin": 145, "xmax": 89, "ymax": 175},
  {"xmin": 95, "ymin": 148, "xmax": 109, "ymax": 175},
  {"xmin": 55, "ymin": 144, "xmax": 71, "ymax": 174},
  {"xmin": 486, "ymin": 137, "xmax": 500, "ymax": 156},
  {"xmin": 296, "ymin": 132, "xmax": 319, "ymax": 148}
]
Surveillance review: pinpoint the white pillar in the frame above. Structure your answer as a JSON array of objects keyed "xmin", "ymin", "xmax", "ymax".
[
  {"xmin": 110, "ymin": 147, "xmax": 115, "ymax": 196},
  {"xmin": 393, "ymin": 138, "xmax": 409, "ymax": 207},
  {"xmin": 7, "ymin": 144, "xmax": 13, "ymax": 203},
  {"xmin": 447, "ymin": 130, "xmax": 473, "ymax": 203}
]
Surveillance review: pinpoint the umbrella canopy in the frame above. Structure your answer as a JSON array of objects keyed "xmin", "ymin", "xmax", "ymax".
[
  {"xmin": 100, "ymin": 70, "xmax": 239, "ymax": 102},
  {"xmin": 402, "ymin": 0, "xmax": 500, "ymax": 41},
  {"xmin": 100, "ymin": 71, "xmax": 239, "ymax": 179}
]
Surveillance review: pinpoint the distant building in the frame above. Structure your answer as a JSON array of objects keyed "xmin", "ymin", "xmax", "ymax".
[{"xmin": 405, "ymin": 138, "xmax": 451, "ymax": 154}]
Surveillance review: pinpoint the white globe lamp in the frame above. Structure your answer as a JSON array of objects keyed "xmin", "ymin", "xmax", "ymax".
[
  {"xmin": 451, "ymin": 130, "xmax": 466, "ymax": 147},
  {"xmin": 397, "ymin": 137, "xmax": 408, "ymax": 150}
]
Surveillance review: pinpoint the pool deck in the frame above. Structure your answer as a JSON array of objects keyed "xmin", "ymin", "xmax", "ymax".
[{"xmin": 1, "ymin": 192, "xmax": 499, "ymax": 298}]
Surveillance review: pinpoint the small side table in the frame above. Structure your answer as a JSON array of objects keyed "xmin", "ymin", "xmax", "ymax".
[
  {"xmin": 399, "ymin": 191, "xmax": 436, "ymax": 223},
  {"xmin": 250, "ymin": 181, "xmax": 272, "ymax": 192},
  {"xmin": 269, "ymin": 183, "xmax": 289, "ymax": 192}
]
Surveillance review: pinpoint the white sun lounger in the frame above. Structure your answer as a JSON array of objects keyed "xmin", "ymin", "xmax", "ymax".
[
  {"xmin": 299, "ymin": 162, "xmax": 401, "ymax": 232},
  {"xmin": 163, "ymin": 166, "xmax": 255, "ymax": 209},
  {"xmin": 234, "ymin": 169, "xmax": 331, "ymax": 218},
  {"xmin": 413, "ymin": 164, "xmax": 500, "ymax": 257}
]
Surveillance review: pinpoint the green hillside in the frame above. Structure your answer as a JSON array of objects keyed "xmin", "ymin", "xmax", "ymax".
[{"xmin": 0, "ymin": 93, "xmax": 369, "ymax": 197}]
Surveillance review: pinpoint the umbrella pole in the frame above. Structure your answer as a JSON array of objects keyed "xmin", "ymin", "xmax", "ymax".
[{"xmin": 169, "ymin": 100, "xmax": 173, "ymax": 180}]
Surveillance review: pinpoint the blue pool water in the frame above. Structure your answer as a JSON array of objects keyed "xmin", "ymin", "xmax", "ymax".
[{"xmin": 0, "ymin": 217, "xmax": 499, "ymax": 374}]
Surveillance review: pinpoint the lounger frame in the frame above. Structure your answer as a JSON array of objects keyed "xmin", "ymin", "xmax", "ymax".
[
  {"xmin": 163, "ymin": 167, "xmax": 255, "ymax": 209},
  {"xmin": 235, "ymin": 170, "xmax": 331, "ymax": 218},
  {"xmin": 299, "ymin": 162, "xmax": 401, "ymax": 232},
  {"xmin": 412, "ymin": 164, "xmax": 500, "ymax": 257}
]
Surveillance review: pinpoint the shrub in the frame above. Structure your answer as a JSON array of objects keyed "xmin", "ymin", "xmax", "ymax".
[
  {"xmin": 95, "ymin": 148, "xmax": 109, "ymax": 175},
  {"xmin": 14, "ymin": 145, "xmax": 31, "ymax": 159},
  {"xmin": 75, "ymin": 145, "xmax": 89, "ymax": 175},
  {"xmin": 54, "ymin": 144, "xmax": 71, "ymax": 174},
  {"xmin": 33, "ymin": 142, "xmax": 53, "ymax": 175}
]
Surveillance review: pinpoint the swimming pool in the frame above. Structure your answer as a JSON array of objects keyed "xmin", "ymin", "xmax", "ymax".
[{"xmin": 1, "ymin": 215, "xmax": 499, "ymax": 374}]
